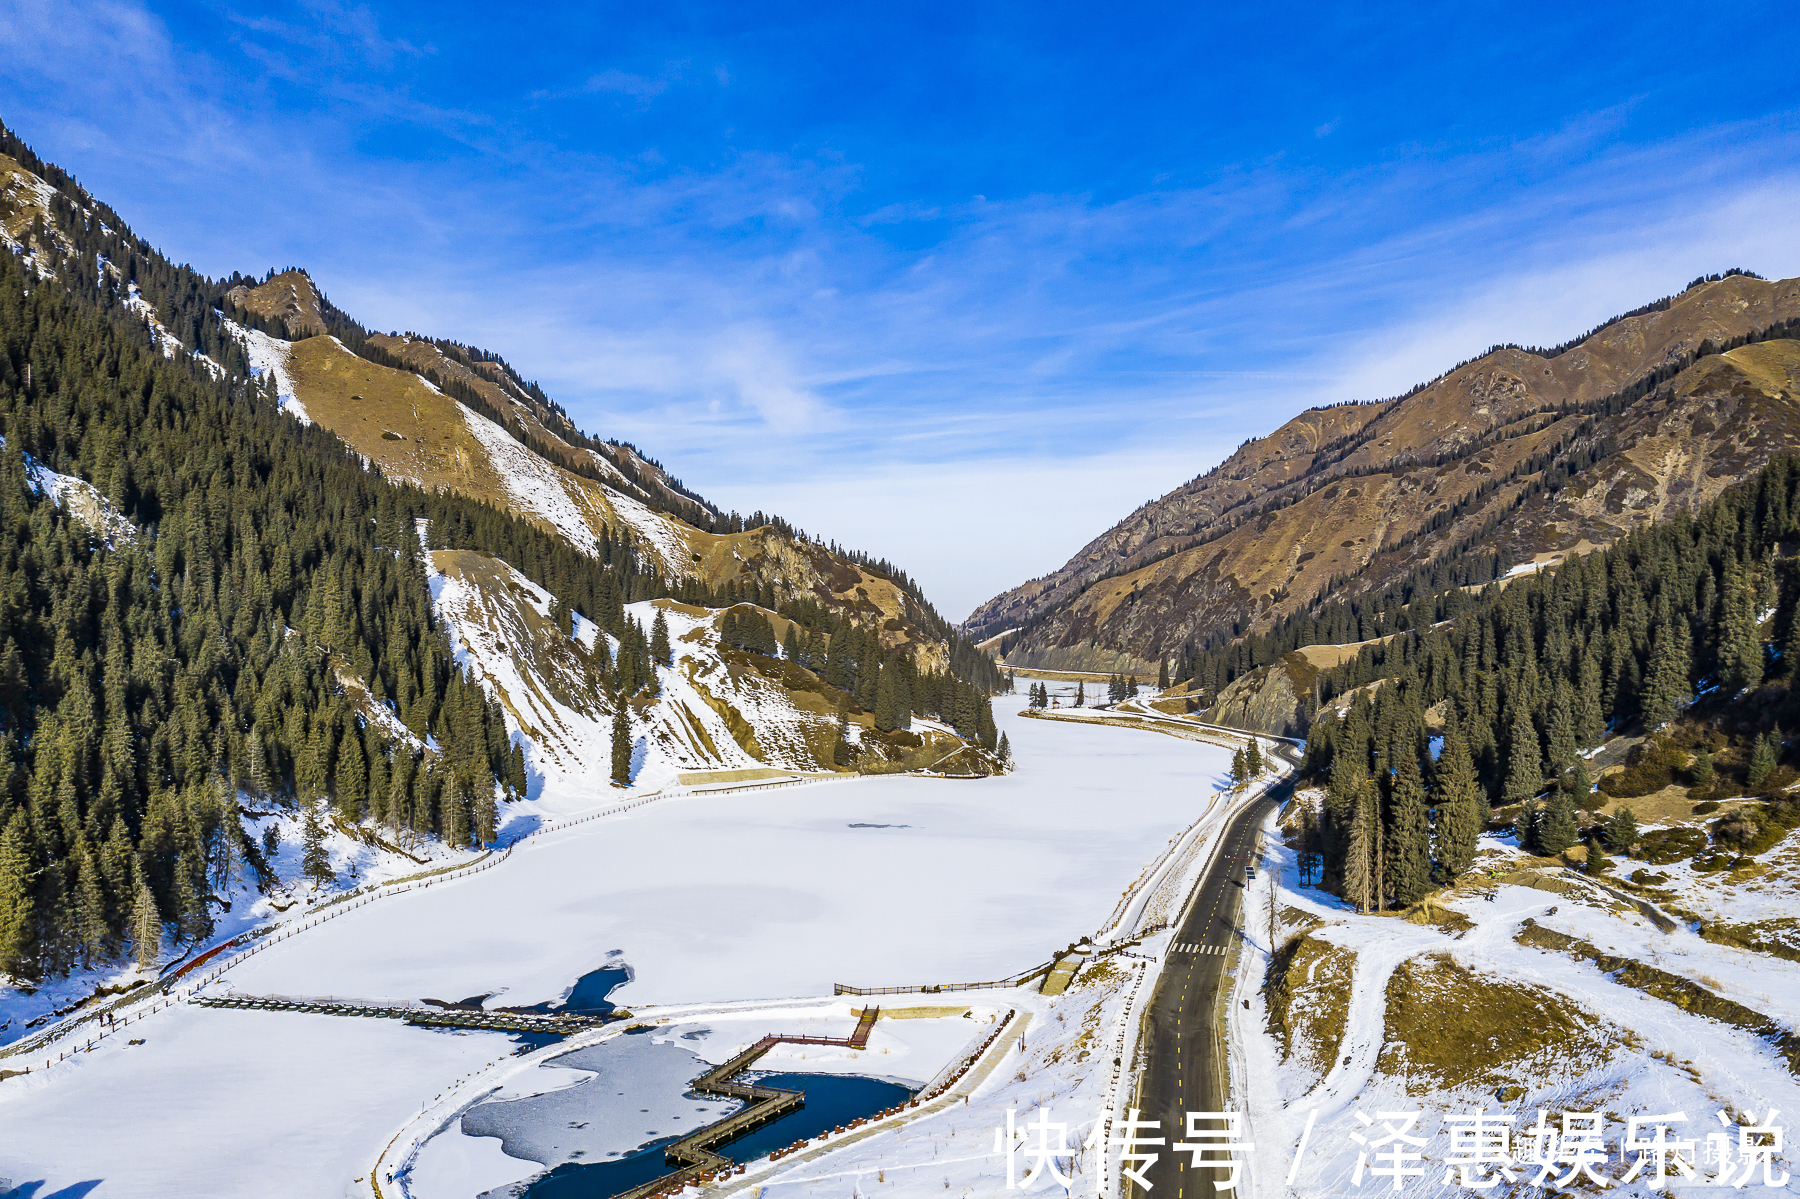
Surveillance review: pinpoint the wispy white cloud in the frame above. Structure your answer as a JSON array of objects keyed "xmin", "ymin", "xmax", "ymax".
[{"xmin": 3, "ymin": 0, "xmax": 1799, "ymax": 617}]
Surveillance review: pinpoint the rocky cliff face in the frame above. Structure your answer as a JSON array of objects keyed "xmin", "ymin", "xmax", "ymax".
[
  {"xmin": 975, "ymin": 274, "xmax": 1800, "ymax": 672},
  {"xmin": 1201, "ymin": 651, "xmax": 1317, "ymax": 737}
]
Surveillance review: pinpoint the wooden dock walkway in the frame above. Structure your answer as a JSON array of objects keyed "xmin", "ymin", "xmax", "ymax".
[
  {"xmin": 192, "ymin": 992, "xmax": 611, "ymax": 1036},
  {"xmin": 614, "ymin": 1007, "xmax": 884, "ymax": 1199}
]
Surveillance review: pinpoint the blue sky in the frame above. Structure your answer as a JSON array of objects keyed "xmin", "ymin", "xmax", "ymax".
[{"xmin": 2, "ymin": 1, "xmax": 1798, "ymax": 619}]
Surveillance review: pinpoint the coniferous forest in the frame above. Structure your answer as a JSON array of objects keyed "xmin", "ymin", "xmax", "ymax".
[
  {"xmin": 0, "ymin": 127, "xmax": 1002, "ymax": 983},
  {"xmin": 1294, "ymin": 455, "xmax": 1800, "ymax": 909}
]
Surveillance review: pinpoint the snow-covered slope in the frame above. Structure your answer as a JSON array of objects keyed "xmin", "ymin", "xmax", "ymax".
[
  {"xmin": 427, "ymin": 548, "xmax": 856, "ymax": 809},
  {"xmin": 1231, "ymin": 822, "xmax": 1800, "ymax": 1197},
  {"xmin": 1, "ymin": 435, "xmax": 137, "ymax": 544}
]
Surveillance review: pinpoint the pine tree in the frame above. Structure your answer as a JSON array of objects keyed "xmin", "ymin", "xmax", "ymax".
[
  {"xmin": 1546, "ymin": 681, "xmax": 1579, "ymax": 776},
  {"xmin": 1433, "ymin": 727, "xmax": 1481, "ymax": 881},
  {"xmin": 1075, "ymin": 680, "xmax": 1085, "ymax": 707},
  {"xmin": 301, "ymin": 794, "xmax": 332, "ymax": 887},
  {"xmin": 1565, "ymin": 761, "xmax": 1592, "ymax": 805},
  {"xmin": 1516, "ymin": 799, "xmax": 1540, "ymax": 854},
  {"xmin": 75, "ymin": 846, "xmax": 109, "ymax": 966},
  {"xmin": 1641, "ymin": 620, "xmax": 1690, "ymax": 728},
  {"xmin": 1585, "ymin": 834, "xmax": 1611, "ymax": 873},
  {"xmin": 997, "ymin": 733, "xmax": 1011, "ymax": 767},
  {"xmin": 1502, "ymin": 707, "xmax": 1542, "ymax": 806},
  {"xmin": 1158, "ymin": 660, "xmax": 1170, "ymax": 691},
  {"xmin": 0, "ymin": 817, "xmax": 35, "ymax": 980},
  {"xmin": 1747, "ymin": 734, "xmax": 1779, "ymax": 791},
  {"xmin": 1603, "ymin": 807, "xmax": 1639, "ymax": 852},
  {"xmin": 1245, "ymin": 739, "xmax": 1264, "ymax": 778},
  {"xmin": 1344, "ymin": 781, "xmax": 1375, "ymax": 914},
  {"xmin": 610, "ymin": 708, "xmax": 633, "ymax": 786},
  {"xmin": 474, "ymin": 783, "xmax": 497, "ymax": 845},
  {"xmin": 1720, "ymin": 563, "xmax": 1765, "ymax": 692},
  {"xmin": 1537, "ymin": 791, "xmax": 1578, "ymax": 856},
  {"xmin": 443, "ymin": 775, "xmax": 472, "ymax": 847},
  {"xmin": 1386, "ymin": 747, "xmax": 1431, "ymax": 906},
  {"xmin": 1231, "ymin": 747, "xmax": 1247, "ymax": 788},
  {"xmin": 650, "ymin": 609, "xmax": 671, "ymax": 665},
  {"xmin": 874, "ymin": 667, "xmax": 900, "ymax": 733},
  {"xmin": 131, "ymin": 879, "xmax": 162, "ymax": 970},
  {"xmin": 1692, "ymin": 749, "xmax": 1714, "ymax": 788}
]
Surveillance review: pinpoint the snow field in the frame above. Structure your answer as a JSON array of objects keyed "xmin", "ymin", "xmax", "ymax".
[
  {"xmin": 0, "ymin": 1002, "xmax": 517, "ymax": 1199},
  {"xmin": 1227, "ymin": 818, "xmax": 1800, "ymax": 1198},
  {"xmin": 216, "ymin": 704, "xmax": 1233, "ymax": 1011},
  {"xmin": 405, "ymin": 1002, "xmax": 1001, "ymax": 1196},
  {"xmin": 0, "ymin": 702, "xmax": 1233, "ymax": 1197}
]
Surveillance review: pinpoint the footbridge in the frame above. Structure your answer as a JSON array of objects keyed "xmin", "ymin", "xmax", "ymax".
[
  {"xmin": 618, "ymin": 1006, "xmax": 885, "ymax": 1199},
  {"xmin": 192, "ymin": 992, "xmax": 613, "ymax": 1036}
]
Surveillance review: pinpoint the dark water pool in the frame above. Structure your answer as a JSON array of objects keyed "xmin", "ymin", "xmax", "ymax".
[
  {"xmin": 507, "ymin": 964, "xmax": 633, "ymax": 1018},
  {"xmin": 516, "ymin": 1072, "xmax": 914, "ymax": 1199}
]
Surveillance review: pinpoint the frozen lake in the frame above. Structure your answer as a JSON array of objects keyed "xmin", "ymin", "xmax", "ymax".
[
  {"xmin": 0, "ymin": 700, "xmax": 1231, "ymax": 1197},
  {"xmin": 221, "ymin": 702, "xmax": 1233, "ymax": 1008}
]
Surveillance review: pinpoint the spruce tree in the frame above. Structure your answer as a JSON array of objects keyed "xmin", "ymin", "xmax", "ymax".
[
  {"xmin": 1692, "ymin": 749, "xmax": 1714, "ymax": 788},
  {"xmin": 1720, "ymin": 563, "xmax": 1766, "ymax": 692},
  {"xmin": 1075, "ymin": 680, "xmax": 1085, "ymax": 707},
  {"xmin": 1158, "ymin": 660, "xmax": 1170, "ymax": 691},
  {"xmin": 1516, "ymin": 799, "xmax": 1540, "ymax": 854},
  {"xmin": 1344, "ymin": 781, "xmax": 1375, "ymax": 914},
  {"xmin": 1246, "ymin": 739, "xmax": 1264, "ymax": 778},
  {"xmin": 1502, "ymin": 708, "xmax": 1542, "ymax": 806},
  {"xmin": 0, "ymin": 818, "xmax": 35, "ymax": 980},
  {"xmin": 650, "ymin": 610, "xmax": 671, "ymax": 665},
  {"xmin": 474, "ymin": 783, "xmax": 497, "ymax": 845},
  {"xmin": 131, "ymin": 879, "xmax": 162, "ymax": 970},
  {"xmin": 1603, "ymin": 807, "xmax": 1639, "ymax": 852},
  {"xmin": 301, "ymin": 794, "xmax": 332, "ymax": 886},
  {"xmin": 610, "ymin": 708, "xmax": 633, "ymax": 786},
  {"xmin": 1546, "ymin": 681, "xmax": 1579, "ymax": 776},
  {"xmin": 1747, "ymin": 734, "xmax": 1779, "ymax": 791},
  {"xmin": 1386, "ymin": 747, "xmax": 1431, "ymax": 906},
  {"xmin": 444, "ymin": 776, "xmax": 472, "ymax": 848},
  {"xmin": 75, "ymin": 847, "xmax": 109, "ymax": 967},
  {"xmin": 1433, "ymin": 727, "xmax": 1481, "ymax": 882},
  {"xmin": 874, "ymin": 667, "xmax": 899, "ymax": 733},
  {"xmin": 997, "ymin": 733, "xmax": 1011, "ymax": 767},
  {"xmin": 1641, "ymin": 621, "xmax": 1690, "ymax": 728},
  {"xmin": 1537, "ymin": 791, "xmax": 1578, "ymax": 856}
]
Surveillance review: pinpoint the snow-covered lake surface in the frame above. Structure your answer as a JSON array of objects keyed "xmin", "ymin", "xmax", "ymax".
[{"xmin": 0, "ymin": 701, "xmax": 1233, "ymax": 1197}]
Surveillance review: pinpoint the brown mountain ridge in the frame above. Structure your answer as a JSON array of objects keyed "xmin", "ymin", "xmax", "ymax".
[{"xmin": 969, "ymin": 272, "xmax": 1800, "ymax": 674}]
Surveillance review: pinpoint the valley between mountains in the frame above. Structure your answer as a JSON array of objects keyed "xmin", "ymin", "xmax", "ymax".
[{"xmin": 5, "ymin": 112, "xmax": 1800, "ymax": 1199}]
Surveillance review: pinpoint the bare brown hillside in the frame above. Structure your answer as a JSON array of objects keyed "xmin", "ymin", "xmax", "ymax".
[
  {"xmin": 972, "ymin": 274, "xmax": 1800, "ymax": 672},
  {"xmin": 253, "ymin": 306, "xmax": 945, "ymax": 663}
]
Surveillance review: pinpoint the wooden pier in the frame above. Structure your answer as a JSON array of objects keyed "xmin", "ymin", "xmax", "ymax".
[
  {"xmin": 614, "ymin": 1007, "xmax": 883, "ymax": 1199},
  {"xmin": 193, "ymin": 992, "xmax": 611, "ymax": 1036}
]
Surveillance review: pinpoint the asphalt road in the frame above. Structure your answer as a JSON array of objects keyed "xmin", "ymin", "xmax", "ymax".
[{"xmin": 1132, "ymin": 755, "xmax": 1298, "ymax": 1199}]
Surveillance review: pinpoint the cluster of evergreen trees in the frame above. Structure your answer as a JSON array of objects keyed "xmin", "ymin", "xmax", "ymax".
[
  {"xmin": 1293, "ymin": 455, "xmax": 1800, "ymax": 907},
  {"xmin": 0, "ymin": 121, "xmax": 1008, "ymax": 982},
  {"xmin": 1106, "ymin": 674, "xmax": 1140, "ymax": 703},
  {"xmin": 722, "ymin": 607, "xmax": 781, "ymax": 656},
  {"xmin": 0, "ymin": 244, "xmax": 566, "ymax": 979},
  {"xmin": 1027, "ymin": 681, "xmax": 1050, "ymax": 708},
  {"xmin": 1229, "ymin": 740, "xmax": 1265, "ymax": 788}
]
